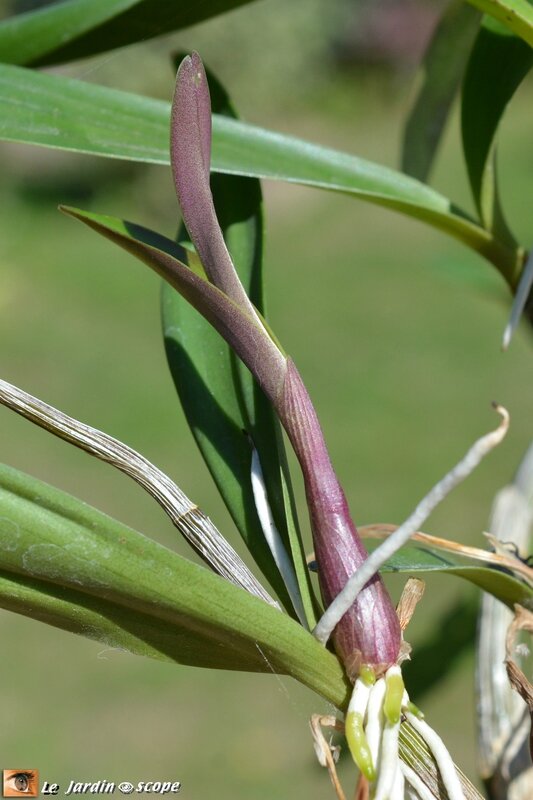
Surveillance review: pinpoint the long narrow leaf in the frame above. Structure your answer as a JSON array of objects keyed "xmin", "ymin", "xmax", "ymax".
[
  {"xmin": 0, "ymin": 461, "xmax": 349, "ymax": 700},
  {"xmin": 0, "ymin": 0, "xmax": 257, "ymax": 67},
  {"xmin": 364, "ymin": 539, "xmax": 532, "ymax": 609},
  {"xmin": 0, "ymin": 568, "xmax": 251, "ymax": 666},
  {"xmin": 0, "ymin": 462, "xmax": 482, "ymax": 796},
  {"xmin": 60, "ymin": 207, "xmax": 287, "ymax": 403},
  {"xmin": 163, "ymin": 58, "xmax": 317, "ymax": 625},
  {"xmin": 402, "ymin": 0, "xmax": 481, "ymax": 182},
  {"xmin": 308, "ymin": 534, "xmax": 532, "ymax": 610},
  {"xmin": 461, "ymin": 15, "xmax": 533, "ymax": 243},
  {"xmin": 465, "ymin": 0, "xmax": 533, "ymax": 46},
  {"xmin": 0, "ymin": 63, "xmax": 521, "ymax": 286}
]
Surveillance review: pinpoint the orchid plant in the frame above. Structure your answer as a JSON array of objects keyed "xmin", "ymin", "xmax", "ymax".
[
  {"xmin": 0, "ymin": 2, "xmax": 532, "ymax": 799},
  {"xmin": 57, "ymin": 55, "xmax": 505, "ymax": 796}
]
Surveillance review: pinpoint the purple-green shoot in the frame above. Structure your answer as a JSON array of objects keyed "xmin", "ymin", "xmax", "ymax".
[
  {"xmin": 171, "ymin": 52, "xmax": 402, "ymax": 681},
  {"xmin": 170, "ymin": 55, "xmax": 491, "ymax": 797}
]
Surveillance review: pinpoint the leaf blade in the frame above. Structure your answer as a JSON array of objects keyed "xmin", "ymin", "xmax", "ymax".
[
  {"xmin": 465, "ymin": 0, "xmax": 533, "ymax": 47},
  {"xmin": 402, "ymin": 0, "xmax": 481, "ymax": 182},
  {"xmin": 0, "ymin": 461, "xmax": 349, "ymax": 702},
  {"xmin": 0, "ymin": 568, "xmax": 243, "ymax": 668},
  {"xmin": 461, "ymin": 15, "xmax": 533, "ymax": 241},
  {"xmin": 365, "ymin": 538, "xmax": 532, "ymax": 609},
  {"xmin": 0, "ymin": 63, "xmax": 521, "ymax": 286},
  {"xmin": 60, "ymin": 205, "xmax": 287, "ymax": 403},
  {"xmin": 0, "ymin": 0, "xmax": 258, "ymax": 67}
]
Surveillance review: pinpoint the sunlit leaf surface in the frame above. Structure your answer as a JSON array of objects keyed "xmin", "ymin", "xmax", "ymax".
[
  {"xmin": 0, "ymin": 63, "xmax": 521, "ymax": 286},
  {"xmin": 0, "ymin": 0, "xmax": 257, "ymax": 66}
]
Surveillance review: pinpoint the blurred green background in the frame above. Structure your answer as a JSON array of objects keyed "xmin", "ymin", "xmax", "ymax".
[{"xmin": 0, "ymin": 1, "xmax": 532, "ymax": 797}]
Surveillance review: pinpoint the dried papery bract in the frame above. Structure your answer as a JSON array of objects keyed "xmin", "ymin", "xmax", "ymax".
[{"xmin": 477, "ymin": 446, "xmax": 533, "ymax": 797}]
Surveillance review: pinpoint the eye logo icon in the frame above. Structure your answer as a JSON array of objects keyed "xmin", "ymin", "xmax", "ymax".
[
  {"xmin": 118, "ymin": 783, "xmax": 134, "ymax": 794},
  {"xmin": 3, "ymin": 771, "xmax": 39, "ymax": 797}
]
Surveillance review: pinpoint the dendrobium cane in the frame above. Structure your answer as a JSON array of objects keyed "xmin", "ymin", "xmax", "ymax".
[{"xmin": 62, "ymin": 53, "xmax": 511, "ymax": 799}]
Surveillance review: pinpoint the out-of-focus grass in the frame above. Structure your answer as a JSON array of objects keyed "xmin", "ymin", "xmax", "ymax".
[{"xmin": 0, "ymin": 44, "xmax": 531, "ymax": 800}]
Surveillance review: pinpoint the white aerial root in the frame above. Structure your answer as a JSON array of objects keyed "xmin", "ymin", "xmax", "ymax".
[
  {"xmin": 365, "ymin": 678, "xmax": 386, "ymax": 770},
  {"xmin": 392, "ymin": 762, "xmax": 405, "ymax": 799},
  {"xmin": 338, "ymin": 666, "xmax": 466, "ymax": 800},
  {"xmin": 400, "ymin": 763, "xmax": 436, "ymax": 800},
  {"xmin": 403, "ymin": 705, "xmax": 465, "ymax": 800},
  {"xmin": 373, "ymin": 714, "xmax": 401, "ymax": 800}
]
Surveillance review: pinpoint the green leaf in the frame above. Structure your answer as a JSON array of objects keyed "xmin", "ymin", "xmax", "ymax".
[
  {"xmin": 0, "ymin": 0, "xmax": 257, "ymax": 67},
  {"xmin": 465, "ymin": 0, "xmax": 533, "ymax": 47},
  {"xmin": 61, "ymin": 206, "xmax": 288, "ymax": 402},
  {"xmin": 461, "ymin": 15, "xmax": 533, "ymax": 243},
  {"xmin": 0, "ymin": 461, "xmax": 349, "ymax": 703},
  {"xmin": 0, "ymin": 63, "xmax": 521, "ymax": 288},
  {"xmin": 0, "ymin": 567, "xmax": 246, "ymax": 666},
  {"xmin": 163, "ymin": 59, "xmax": 317, "ymax": 626},
  {"xmin": 364, "ymin": 539, "xmax": 533, "ymax": 609},
  {"xmin": 0, "ymin": 462, "xmax": 488, "ymax": 796},
  {"xmin": 402, "ymin": 0, "xmax": 481, "ymax": 182},
  {"xmin": 61, "ymin": 207, "xmax": 323, "ymax": 627}
]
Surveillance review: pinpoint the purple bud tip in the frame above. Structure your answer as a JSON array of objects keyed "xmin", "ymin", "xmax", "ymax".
[{"xmin": 171, "ymin": 53, "xmax": 259, "ymax": 317}]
